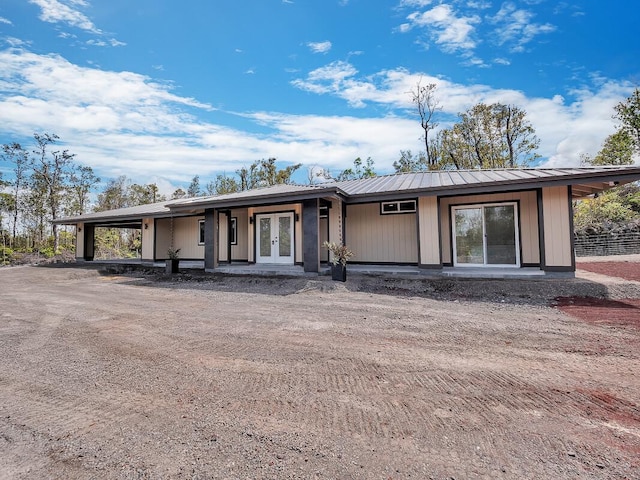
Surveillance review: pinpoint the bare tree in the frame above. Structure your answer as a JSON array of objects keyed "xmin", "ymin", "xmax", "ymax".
[
  {"xmin": 30, "ymin": 133, "xmax": 75, "ymax": 252},
  {"xmin": 410, "ymin": 77, "xmax": 441, "ymax": 166},
  {"xmin": 1, "ymin": 142, "xmax": 28, "ymax": 246}
]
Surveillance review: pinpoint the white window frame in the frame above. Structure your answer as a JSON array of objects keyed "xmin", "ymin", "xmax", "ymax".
[
  {"xmin": 380, "ymin": 200, "xmax": 416, "ymax": 215},
  {"xmin": 198, "ymin": 219, "xmax": 205, "ymax": 245}
]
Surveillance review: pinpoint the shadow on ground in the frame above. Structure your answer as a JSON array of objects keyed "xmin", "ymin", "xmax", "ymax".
[{"xmin": 30, "ymin": 262, "xmax": 637, "ymax": 307}]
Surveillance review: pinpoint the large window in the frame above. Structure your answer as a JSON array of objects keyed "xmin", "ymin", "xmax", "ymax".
[{"xmin": 452, "ymin": 202, "xmax": 519, "ymax": 267}]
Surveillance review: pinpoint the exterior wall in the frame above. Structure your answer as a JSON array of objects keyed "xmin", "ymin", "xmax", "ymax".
[
  {"xmin": 247, "ymin": 203, "xmax": 303, "ymax": 263},
  {"xmin": 75, "ymin": 223, "xmax": 85, "ymax": 259},
  {"xmin": 542, "ymin": 186, "xmax": 573, "ymax": 269},
  {"xmin": 439, "ymin": 191, "xmax": 540, "ymax": 266},
  {"xmin": 141, "ymin": 217, "xmax": 155, "ymax": 261},
  {"xmin": 156, "ymin": 216, "xmax": 205, "ymax": 260},
  {"xmin": 231, "ymin": 209, "xmax": 249, "ymax": 261},
  {"xmin": 219, "ymin": 213, "xmax": 229, "ymax": 262},
  {"xmin": 322, "ymin": 198, "xmax": 343, "ymax": 264},
  {"xmin": 345, "ymin": 203, "xmax": 418, "ymax": 263},
  {"xmin": 417, "ymin": 196, "xmax": 440, "ymax": 266}
]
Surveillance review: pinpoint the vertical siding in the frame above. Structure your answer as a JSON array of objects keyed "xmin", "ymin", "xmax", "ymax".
[
  {"xmin": 328, "ymin": 199, "xmax": 343, "ymax": 244},
  {"xmin": 156, "ymin": 216, "xmax": 204, "ymax": 259},
  {"xmin": 439, "ymin": 191, "xmax": 539, "ymax": 265},
  {"xmin": 542, "ymin": 186, "xmax": 572, "ymax": 267},
  {"xmin": 319, "ymin": 217, "xmax": 329, "ymax": 262},
  {"xmin": 231, "ymin": 209, "xmax": 249, "ymax": 261},
  {"xmin": 76, "ymin": 223, "xmax": 85, "ymax": 258},
  {"xmin": 141, "ymin": 217, "xmax": 155, "ymax": 260},
  {"xmin": 346, "ymin": 203, "xmax": 418, "ymax": 263},
  {"xmin": 218, "ymin": 213, "xmax": 229, "ymax": 262},
  {"xmin": 155, "ymin": 218, "xmax": 171, "ymax": 259},
  {"xmin": 418, "ymin": 197, "xmax": 440, "ymax": 265}
]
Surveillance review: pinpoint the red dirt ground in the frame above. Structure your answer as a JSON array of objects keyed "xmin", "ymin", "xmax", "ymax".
[
  {"xmin": 576, "ymin": 261, "xmax": 640, "ymax": 282},
  {"xmin": 559, "ymin": 260, "xmax": 640, "ymax": 328},
  {"xmin": 555, "ymin": 297, "xmax": 640, "ymax": 329}
]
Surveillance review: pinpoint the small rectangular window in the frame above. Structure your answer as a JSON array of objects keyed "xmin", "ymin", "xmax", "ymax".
[
  {"xmin": 381, "ymin": 200, "xmax": 416, "ymax": 214},
  {"xmin": 399, "ymin": 201, "xmax": 416, "ymax": 212},
  {"xmin": 319, "ymin": 206, "xmax": 329, "ymax": 218},
  {"xmin": 198, "ymin": 220, "xmax": 205, "ymax": 245},
  {"xmin": 381, "ymin": 202, "xmax": 399, "ymax": 213}
]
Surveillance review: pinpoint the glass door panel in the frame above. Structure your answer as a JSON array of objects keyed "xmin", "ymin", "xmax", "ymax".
[
  {"xmin": 256, "ymin": 213, "xmax": 294, "ymax": 264},
  {"xmin": 278, "ymin": 215, "xmax": 292, "ymax": 258},
  {"xmin": 485, "ymin": 205, "xmax": 516, "ymax": 265},
  {"xmin": 454, "ymin": 208, "xmax": 484, "ymax": 264},
  {"xmin": 453, "ymin": 203, "xmax": 519, "ymax": 267},
  {"xmin": 259, "ymin": 217, "xmax": 272, "ymax": 259}
]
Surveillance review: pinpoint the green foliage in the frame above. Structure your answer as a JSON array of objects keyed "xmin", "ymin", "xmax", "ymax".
[
  {"xmin": 0, "ymin": 245, "xmax": 13, "ymax": 264},
  {"xmin": 574, "ymin": 186, "xmax": 640, "ymax": 233},
  {"xmin": 393, "ymin": 150, "xmax": 429, "ymax": 173},
  {"xmin": 206, "ymin": 174, "xmax": 240, "ymax": 195},
  {"xmin": 614, "ymin": 87, "xmax": 640, "ymax": 151},
  {"xmin": 187, "ymin": 175, "xmax": 202, "ymax": 197},
  {"xmin": 583, "ymin": 130, "xmax": 634, "ymax": 166},
  {"xmin": 436, "ymin": 103, "xmax": 540, "ymax": 170},
  {"xmin": 335, "ymin": 157, "xmax": 376, "ymax": 181}
]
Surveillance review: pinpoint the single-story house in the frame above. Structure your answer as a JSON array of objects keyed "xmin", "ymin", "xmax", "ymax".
[{"xmin": 54, "ymin": 166, "xmax": 640, "ymax": 277}]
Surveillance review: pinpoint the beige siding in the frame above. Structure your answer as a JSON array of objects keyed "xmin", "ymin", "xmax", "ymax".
[
  {"xmin": 542, "ymin": 186, "xmax": 572, "ymax": 267},
  {"xmin": 346, "ymin": 203, "xmax": 418, "ymax": 263},
  {"xmin": 247, "ymin": 204, "xmax": 303, "ymax": 263},
  {"xmin": 141, "ymin": 217, "xmax": 154, "ymax": 260},
  {"xmin": 218, "ymin": 213, "xmax": 229, "ymax": 262},
  {"xmin": 231, "ymin": 209, "xmax": 249, "ymax": 261},
  {"xmin": 440, "ymin": 191, "xmax": 540, "ymax": 265},
  {"xmin": 156, "ymin": 216, "xmax": 204, "ymax": 259},
  {"xmin": 319, "ymin": 217, "xmax": 329, "ymax": 262},
  {"xmin": 418, "ymin": 197, "xmax": 440, "ymax": 265},
  {"xmin": 328, "ymin": 198, "xmax": 343, "ymax": 244},
  {"xmin": 76, "ymin": 223, "xmax": 85, "ymax": 259}
]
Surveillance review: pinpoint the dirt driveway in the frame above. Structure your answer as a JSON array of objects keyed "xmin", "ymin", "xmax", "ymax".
[{"xmin": 1, "ymin": 263, "xmax": 639, "ymax": 479}]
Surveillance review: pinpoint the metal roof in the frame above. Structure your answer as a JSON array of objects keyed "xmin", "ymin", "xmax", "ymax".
[
  {"xmin": 168, "ymin": 183, "xmax": 337, "ymax": 211},
  {"xmin": 54, "ymin": 166, "xmax": 640, "ymax": 225},
  {"xmin": 332, "ymin": 166, "xmax": 640, "ymax": 197},
  {"xmin": 52, "ymin": 200, "xmax": 173, "ymax": 225}
]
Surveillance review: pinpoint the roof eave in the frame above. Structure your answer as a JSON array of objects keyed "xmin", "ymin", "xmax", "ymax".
[{"xmin": 168, "ymin": 186, "xmax": 340, "ymax": 212}]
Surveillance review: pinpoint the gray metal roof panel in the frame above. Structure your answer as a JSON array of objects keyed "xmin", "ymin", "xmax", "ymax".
[
  {"xmin": 168, "ymin": 183, "xmax": 335, "ymax": 209},
  {"xmin": 335, "ymin": 166, "xmax": 640, "ymax": 197},
  {"xmin": 53, "ymin": 200, "xmax": 173, "ymax": 224}
]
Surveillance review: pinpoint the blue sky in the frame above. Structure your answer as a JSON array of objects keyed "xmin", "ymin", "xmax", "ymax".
[{"xmin": 0, "ymin": 0, "xmax": 638, "ymax": 193}]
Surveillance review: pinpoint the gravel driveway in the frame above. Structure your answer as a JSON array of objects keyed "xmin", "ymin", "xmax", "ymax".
[{"xmin": 1, "ymin": 263, "xmax": 639, "ymax": 479}]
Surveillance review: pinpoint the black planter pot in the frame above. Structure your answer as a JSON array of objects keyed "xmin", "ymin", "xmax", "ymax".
[
  {"xmin": 166, "ymin": 259, "xmax": 179, "ymax": 274},
  {"xmin": 331, "ymin": 264, "xmax": 347, "ymax": 282}
]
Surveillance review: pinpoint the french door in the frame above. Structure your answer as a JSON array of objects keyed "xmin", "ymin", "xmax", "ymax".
[
  {"xmin": 255, "ymin": 213, "xmax": 294, "ymax": 264},
  {"xmin": 452, "ymin": 203, "xmax": 519, "ymax": 267}
]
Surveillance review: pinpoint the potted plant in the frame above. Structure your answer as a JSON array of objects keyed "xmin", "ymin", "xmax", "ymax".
[
  {"xmin": 166, "ymin": 247, "xmax": 180, "ymax": 274},
  {"xmin": 322, "ymin": 241, "xmax": 354, "ymax": 282}
]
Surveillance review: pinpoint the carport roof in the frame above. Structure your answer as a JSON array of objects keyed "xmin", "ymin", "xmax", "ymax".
[{"xmin": 52, "ymin": 200, "xmax": 173, "ymax": 225}]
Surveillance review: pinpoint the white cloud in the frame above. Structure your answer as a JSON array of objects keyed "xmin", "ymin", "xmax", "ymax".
[
  {"xmin": 490, "ymin": 2, "xmax": 555, "ymax": 52},
  {"xmin": 404, "ymin": 4, "xmax": 480, "ymax": 53},
  {"xmin": 0, "ymin": 17, "xmax": 13, "ymax": 25},
  {"xmin": 399, "ymin": 0, "xmax": 433, "ymax": 6},
  {"xmin": 292, "ymin": 60, "xmax": 636, "ymax": 167},
  {"xmin": 0, "ymin": 47, "xmax": 634, "ymax": 188},
  {"xmin": 28, "ymin": 0, "xmax": 101, "ymax": 33},
  {"xmin": 307, "ymin": 41, "xmax": 332, "ymax": 54}
]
